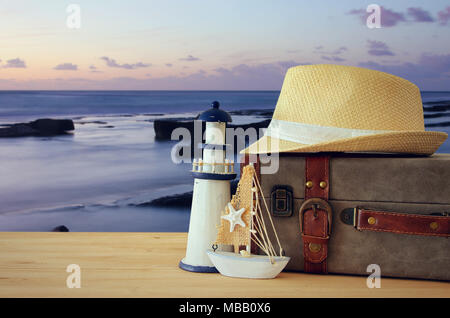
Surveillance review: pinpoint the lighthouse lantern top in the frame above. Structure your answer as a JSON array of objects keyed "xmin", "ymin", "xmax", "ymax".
[{"xmin": 198, "ymin": 101, "xmax": 232, "ymax": 123}]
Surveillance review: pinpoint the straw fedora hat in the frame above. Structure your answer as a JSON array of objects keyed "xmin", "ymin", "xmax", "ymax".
[{"xmin": 242, "ymin": 64, "xmax": 447, "ymax": 155}]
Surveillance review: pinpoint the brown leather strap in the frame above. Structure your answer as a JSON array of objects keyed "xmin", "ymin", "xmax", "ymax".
[
  {"xmin": 240, "ymin": 154, "xmax": 260, "ymax": 179},
  {"xmin": 301, "ymin": 155, "xmax": 331, "ymax": 274},
  {"xmin": 356, "ymin": 208, "xmax": 450, "ymax": 237},
  {"xmin": 305, "ymin": 155, "xmax": 330, "ymax": 199}
]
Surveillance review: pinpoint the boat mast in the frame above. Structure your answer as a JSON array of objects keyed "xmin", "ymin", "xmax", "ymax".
[{"xmin": 247, "ymin": 176, "xmax": 256, "ymax": 254}]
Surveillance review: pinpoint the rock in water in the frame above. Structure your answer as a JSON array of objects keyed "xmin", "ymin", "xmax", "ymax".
[
  {"xmin": 52, "ymin": 225, "xmax": 70, "ymax": 232},
  {"xmin": 0, "ymin": 118, "xmax": 75, "ymax": 137},
  {"xmin": 137, "ymin": 192, "xmax": 194, "ymax": 207},
  {"xmin": 155, "ymin": 118, "xmax": 270, "ymax": 158},
  {"xmin": 154, "ymin": 119, "xmax": 203, "ymax": 141},
  {"xmin": 134, "ymin": 180, "xmax": 239, "ymax": 208},
  {"xmin": 28, "ymin": 119, "xmax": 75, "ymax": 135},
  {"xmin": 154, "ymin": 118, "xmax": 270, "ymax": 141},
  {"xmin": 0, "ymin": 124, "xmax": 39, "ymax": 137}
]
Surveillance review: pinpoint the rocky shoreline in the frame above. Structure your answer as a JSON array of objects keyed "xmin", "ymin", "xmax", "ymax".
[
  {"xmin": 153, "ymin": 108, "xmax": 273, "ymax": 141},
  {"xmin": 0, "ymin": 118, "xmax": 74, "ymax": 137},
  {"xmin": 2, "ymin": 104, "xmax": 449, "ymax": 232},
  {"xmin": 154, "ymin": 118, "xmax": 271, "ymax": 141},
  {"xmin": 132, "ymin": 179, "xmax": 239, "ymax": 208},
  {"xmin": 0, "ymin": 108, "xmax": 274, "ymax": 139}
]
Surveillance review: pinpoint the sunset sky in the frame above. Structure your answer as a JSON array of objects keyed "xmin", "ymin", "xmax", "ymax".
[{"xmin": 0, "ymin": 0, "xmax": 449, "ymax": 90}]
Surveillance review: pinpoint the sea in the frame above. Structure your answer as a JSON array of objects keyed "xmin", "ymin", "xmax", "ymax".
[{"xmin": 0, "ymin": 90, "xmax": 449, "ymax": 231}]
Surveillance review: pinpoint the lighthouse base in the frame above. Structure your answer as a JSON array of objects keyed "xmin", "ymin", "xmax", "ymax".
[{"xmin": 179, "ymin": 258, "xmax": 218, "ymax": 273}]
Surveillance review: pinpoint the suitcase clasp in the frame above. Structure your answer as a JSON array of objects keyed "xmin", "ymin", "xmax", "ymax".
[{"xmin": 270, "ymin": 185, "xmax": 293, "ymax": 217}]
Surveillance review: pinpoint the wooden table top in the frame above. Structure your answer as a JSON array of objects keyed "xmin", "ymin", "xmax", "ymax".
[{"xmin": 0, "ymin": 232, "xmax": 448, "ymax": 298}]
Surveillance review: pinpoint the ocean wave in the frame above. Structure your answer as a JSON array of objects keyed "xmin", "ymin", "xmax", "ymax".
[
  {"xmin": 425, "ymin": 121, "xmax": 450, "ymax": 128},
  {"xmin": 424, "ymin": 112, "xmax": 450, "ymax": 119},
  {"xmin": 423, "ymin": 105, "xmax": 450, "ymax": 113},
  {"xmin": 8, "ymin": 204, "xmax": 88, "ymax": 215},
  {"xmin": 423, "ymin": 100, "xmax": 450, "ymax": 105}
]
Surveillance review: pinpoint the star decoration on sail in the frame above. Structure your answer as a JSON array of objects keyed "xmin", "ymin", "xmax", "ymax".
[{"xmin": 221, "ymin": 202, "xmax": 246, "ymax": 232}]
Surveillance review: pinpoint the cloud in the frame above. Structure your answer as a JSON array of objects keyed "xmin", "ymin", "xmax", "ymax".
[
  {"xmin": 1, "ymin": 57, "xmax": 447, "ymax": 90},
  {"xmin": 3, "ymin": 58, "xmax": 26, "ymax": 68},
  {"xmin": 89, "ymin": 65, "xmax": 102, "ymax": 73},
  {"xmin": 314, "ymin": 46, "xmax": 347, "ymax": 62},
  {"xmin": 418, "ymin": 53, "xmax": 450, "ymax": 72},
  {"xmin": 277, "ymin": 60, "xmax": 308, "ymax": 69},
  {"xmin": 182, "ymin": 60, "xmax": 309, "ymax": 89},
  {"xmin": 407, "ymin": 7, "xmax": 434, "ymax": 22},
  {"xmin": 179, "ymin": 55, "xmax": 200, "ymax": 61},
  {"xmin": 0, "ymin": 60, "xmax": 311, "ymax": 90},
  {"xmin": 349, "ymin": 6, "xmax": 450, "ymax": 26},
  {"xmin": 53, "ymin": 63, "xmax": 78, "ymax": 70},
  {"xmin": 321, "ymin": 56, "xmax": 346, "ymax": 62},
  {"xmin": 358, "ymin": 53, "xmax": 450, "ymax": 89},
  {"xmin": 348, "ymin": 6, "xmax": 406, "ymax": 27},
  {"xmin": 335, "ymin": 46, "xmax": 348, "ymax": 54},
  {"xmin": 378, "ymin": 8, "xmax": 406, "ymax": 27},
  {"xmin": 437, "ymin": 6, "xmax": 450, "ymax": 25},
  {"xmin": 367, "ymin": 40, "xmax": 395, "ymax": 56},
  {"xmin": 314, "ymin": 46, "xmax": 347, "ymax": 55},
  {"xmin": 165, "ymin": 63, "xmax": 173, "ymax": 67},
  {"xmin": 100, "ymin": 56, "xmax": 151, "ymax": 69}
]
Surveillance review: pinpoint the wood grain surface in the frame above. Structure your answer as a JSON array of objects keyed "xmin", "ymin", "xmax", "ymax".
[{"xmin": 0, "ymin": 232, "xmax": 448, "ymax": 298}]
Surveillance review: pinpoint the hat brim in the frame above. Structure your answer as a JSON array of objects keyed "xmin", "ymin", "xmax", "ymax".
[{"xmin": 241, "ymin": 130, "xmax": 448, "ymax": 155}]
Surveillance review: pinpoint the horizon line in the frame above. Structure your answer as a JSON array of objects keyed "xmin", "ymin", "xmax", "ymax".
[{"xmin": 0, "ymin": 89, "xmax": 449, "ymax": 93}]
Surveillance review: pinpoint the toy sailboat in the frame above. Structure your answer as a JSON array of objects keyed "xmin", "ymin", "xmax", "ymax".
[{"xmin": 206, "ymin": 164, "xmax": 290, "ymax": 279}]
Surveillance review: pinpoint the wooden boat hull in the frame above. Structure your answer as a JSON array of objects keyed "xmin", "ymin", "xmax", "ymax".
[{"xmin": 206, "ymin": 250, "xmax": 290, "ymax": 279}]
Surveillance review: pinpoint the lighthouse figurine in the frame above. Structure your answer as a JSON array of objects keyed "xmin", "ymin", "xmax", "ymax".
[{"xmin": 179, "ymin": 101, "xmax": 236, "ymax": 272}]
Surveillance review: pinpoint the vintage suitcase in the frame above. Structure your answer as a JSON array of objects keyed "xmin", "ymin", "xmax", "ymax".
[{"xmin": 244, "ymin": 153, "xmax": 450, "ymax": 281}]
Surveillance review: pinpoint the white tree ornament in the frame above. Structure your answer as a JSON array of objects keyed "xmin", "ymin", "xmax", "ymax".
[{"xmin": 221, "ymin": 203, "xmax": 246, "ymax": 232}]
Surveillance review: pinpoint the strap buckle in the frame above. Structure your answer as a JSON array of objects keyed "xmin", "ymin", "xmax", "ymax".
[{"xmin": 299, "ymin": 198, "xmax": 333, "ymax": 235}]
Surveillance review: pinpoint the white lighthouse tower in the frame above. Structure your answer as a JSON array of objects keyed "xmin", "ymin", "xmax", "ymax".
[{"xmin": 179, "ymin": 101, "xmax": 236, "ymax": 272}]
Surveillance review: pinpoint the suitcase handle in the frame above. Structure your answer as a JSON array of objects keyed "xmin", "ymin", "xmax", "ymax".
[{"xmin": 341, "ymin": 208, "xmax": 449, "ymax": 237}]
